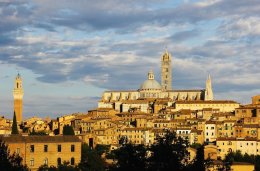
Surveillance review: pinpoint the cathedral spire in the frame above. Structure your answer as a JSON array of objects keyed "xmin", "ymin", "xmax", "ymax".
[{"xmin": 205, "ymin": 74, "xmax": 213, "ymax": 101}]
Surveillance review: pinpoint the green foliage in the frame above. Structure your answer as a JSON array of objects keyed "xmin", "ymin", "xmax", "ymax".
[
  {"xmin": 148, "ymin": 131, "xmax": 190, "ymax": 171},
  {"xmin": 110, "ymin": 143, "xmax": 147, "ymax": 171},
  {"xmin": 38, "ymin": 162, "xmax": 78, "ymax": 171},
  {"xmin": 190, "ymin": 145, "xmax": 206, "ymax": 171},
  {"xmin": 78, "ymin": 143, "xmax": 106, "ymax": 171},
  {"xmin": 225, "ymin": 151, "xmax": 260, "ymax": 171},
  {"xmin": 11, "ymin": 112, "xmax": 19, "ymax": 134},
  {"xmin": 58, "ymin": 161, "xmax": 78, "ymax": 171},
  {"xmin": 62, "ymin": 125, "xmax": 75, "ymax": 135},
  {"xmin": 190, "ymin": 143, "xmax": 202, "ymax": 149},
  {"xmin": 95, "ymin": 144, "xmax": 110, "ymax": 156},
  {"xmin": 108, "ymin": 131, "xmax": 194, "ymax": 171},
  {"xmin": 0, "ymin": 139, "xmax": 28, "ymax": 171},
  {"xmin": 38, "ymin": 164, "xmax": 58, "ymax": 171}
]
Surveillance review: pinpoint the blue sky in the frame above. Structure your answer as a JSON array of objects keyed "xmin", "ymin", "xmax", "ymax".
[{"xmin": 0, "ymin": 0, "xmax": 259, "ymax": 119}]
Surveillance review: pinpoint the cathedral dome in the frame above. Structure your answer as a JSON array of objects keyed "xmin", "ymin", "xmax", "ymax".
[{"xmin": 140, "ymin": 70, "xmax": 161, "ymax": 90}]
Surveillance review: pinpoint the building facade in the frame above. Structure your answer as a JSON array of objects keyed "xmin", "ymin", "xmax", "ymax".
[
  {"xmin": 98, "ymin": 50, "xmax": 214, "ymax": 112},
  {"xmin": 1, "ymin": 135, "xmax": 81, "ymax": 170}
]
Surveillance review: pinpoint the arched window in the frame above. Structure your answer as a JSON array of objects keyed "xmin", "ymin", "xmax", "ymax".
[
  {"xmin": 57, "ymin": 158, "xmax": 61, "ymax": 165},
  {"xmin": 44, "ymin": 158, "xmax": 48, "ymax": 165},
  {"xmin": 71, "ymin": 157, "xmax": 75, "ymax": 165}
]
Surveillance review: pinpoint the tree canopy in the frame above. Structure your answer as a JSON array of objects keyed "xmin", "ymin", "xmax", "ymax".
[
  {"xmin": 11, "ymin": 112, "xmax": 19, "ymax": 134},
  {"xmin": 0, "ymin": 139, "xmax": 28, "ymax": 170},
  {"xmin": 78, "ymin": 143, "xmax": 106, "ymax": 171},
  {"xmin": 62, "ymin": 125, "xmax": 75, "ymax": 135}
]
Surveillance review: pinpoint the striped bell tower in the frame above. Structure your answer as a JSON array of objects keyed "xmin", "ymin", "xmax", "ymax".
[{"xmin": 161, "ymin": 49, "xmax": 172, "ymax": 91}]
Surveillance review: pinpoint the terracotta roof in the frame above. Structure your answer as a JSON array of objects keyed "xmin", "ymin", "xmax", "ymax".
[
  {"xmin": 104, "ymin": 90, "xmax": 137, "ymax": 92},
  {"xmin": 175, "ymin": 100, "xmax": 239, "ymax": 104},
  {"xmin": 236, "ymin": 106, "xmax": 260, "ymax": 109},
  {"xmin": 243, "ymin": 124, "xmax": 259, "ymax": 128},
  {"xmin": 123, "ymin": 100, "xmax": 150, "ymax": 104},
  {"xmin": 217, "ymin": 137, "xmax": 237, "ymax": 141},
  {"xmin": 88, "ymin": 108, "xmax": 115, "ymax": 112},
  {"xmin": 232, "ymin": 162, "xmax": 254, "ymax": 166},
  {"xmin": 123, "ymin": 127, "xmax": 151, "ymax": 131},
  {"xmin": 217, "ymin": 137, "xmax": 257, "ymax": 141},
  {"xmin": 190, "ymin": 129, "xmax": 203, "ymax": 133},
  {"xmin": 167, "ymin": 89, "xmax": 204, "ymax": 92},
  {"xmin": 205, "ymin": 121, "xmax": 216, "ymax": 124},
  {"xmin": 1, "ymin": 135, "xmax": 81, "ymax": 143}
]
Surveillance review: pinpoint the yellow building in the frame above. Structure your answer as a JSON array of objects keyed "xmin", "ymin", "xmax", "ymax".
[
  {"xmin": 207, "ymin": 161, "xmax": 255, "ymax": 171},
  {"xmin": 174, "ymin": 100, "xmax": 240, "ymax": 113},
  {"xmin": 13, "ymin": 73, "xmax": 24, "ymax": 123},
  {"xmin": 235, "ymin": 106, "xmax": 260, "ymax": 118},
  {"xmin": 216, "ymin": 137, "xmax": 258, "ymax": 159},
  {"xmin": 120, "ymin": 127, "xmax": 155, "ymax": 145},
  {"xmin": 252, "ymin": 95, "xmax": 260, "ymax": 105},
  {"xmin": 231, "ymin": 162, "xmax": 254, "ymax": 171},
  {"xmin": 204, "ymin": 144, "xmax": 218, "ymax": 160},
  {"xmin": 1, "ymin": 135, "xmax": 81, "ymax": 170}
]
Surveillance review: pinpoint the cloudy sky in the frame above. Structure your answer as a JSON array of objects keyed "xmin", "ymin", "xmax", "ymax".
[{"xmin": 0, "ymin": 0, "xmax": 259, "ymax": 119}]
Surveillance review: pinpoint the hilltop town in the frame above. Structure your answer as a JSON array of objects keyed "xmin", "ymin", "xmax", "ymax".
[{"xmin": 0, "ymin": 50, "xmax": 259, "ymax": 171}]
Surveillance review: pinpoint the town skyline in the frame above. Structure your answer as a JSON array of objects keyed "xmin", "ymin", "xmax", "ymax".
[{"xmin": 0, "ymin": 0, "xmax": 259, "ymax": 118}]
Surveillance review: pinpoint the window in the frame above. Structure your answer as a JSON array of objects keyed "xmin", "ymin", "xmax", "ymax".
[
  {"xmin": 57, "ymin": 158, "xmax": 61, "ymax": 165},
  {"xmin": 30, "ymin": 145, "xmax": 34, "ymax": 152},
  {"xmin": 44, "ymin": 158, "xmax": 48, "ymax": 165},
  {"xmin": 16, "ymin": 148, "xmax": 20, "ymax": 154},
  {"xmin": 58, "ymin": 145, "xmax": 61, "ymax": 152},
  {"xmin": 71, "ymin": 157, "xmax": 75, "ymax": 165},
  {"xmin": 71, "ymin": 145, "xmax": 75, "ymax": 152},
  {"xmin": 30, "ymin": 158, "xmax": 34, "ymax": 166},
  {"xmin": 44, "ymin": 145, "xmax": 48, "ymax": 152}
]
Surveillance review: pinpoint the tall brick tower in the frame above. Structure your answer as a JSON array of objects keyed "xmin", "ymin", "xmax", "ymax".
[
  {"xmin": 13, "ymin": 73, "xmax": 24, "ymax": 123},
  {"xmin": 161, "ymin": 49, "xmax": 172, "ymax": 91}
]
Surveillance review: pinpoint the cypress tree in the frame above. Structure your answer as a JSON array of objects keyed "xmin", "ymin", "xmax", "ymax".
[{"xmin": 11, "ymin": 112, "xmax": 19, "ymax": 134}]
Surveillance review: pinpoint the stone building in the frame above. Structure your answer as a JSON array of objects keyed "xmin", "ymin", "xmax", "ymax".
[{"xmin": 1, "ymin": 135, "xmax": 81, "ymax": 170}]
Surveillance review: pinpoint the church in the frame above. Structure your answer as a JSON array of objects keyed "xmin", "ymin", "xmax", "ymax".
[{"xmin": 98, "ymin": 50, "xmax": 214, "ymax": 113}]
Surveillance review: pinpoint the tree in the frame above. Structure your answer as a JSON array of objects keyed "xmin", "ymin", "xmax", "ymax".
[
  {"xmin": 63, "ymin": 125, "xmax": 75, "ymax": 135},
  {"xmin": 110, "ymin": 143, "xmax": 147, "ymax": 171},
  {"xmin": 148, "ymin": 131, "xmax": 190, "ymax": 171},
  {"xmin": 191, "ymin": 145, "xmax": 205, "ymax": 171},
  {"xmin": 95, "ymin": 144, "xmax": 110, "ymax": 156},
  {"xmin": 38, "ymin": 164, "xmax": 58, "ymax": 171},
  {"xmin": 0, "ymin": 139, "xmax": 28, "ymax": 170},
  {"xmin": 38, "ymin": 162, "xmax": 79, "ymax": 171},
  {"xmin": 11, "ymin": 112, "xmax": 19, "ymax": 134},
  {"xmin": 78, "ymin": 143, "xmax": 106, "ymax": 171}
]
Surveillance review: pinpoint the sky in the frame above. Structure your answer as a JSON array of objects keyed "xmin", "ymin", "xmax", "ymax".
[{"xmin": 0, "ymin": 0, "xmax": 259, "ymax": 119}]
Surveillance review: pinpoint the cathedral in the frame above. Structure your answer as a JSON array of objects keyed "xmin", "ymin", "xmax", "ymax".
[{"xmin": 98, "ymin": 50, "xmax": 214, "ymax": 112}]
